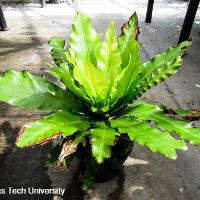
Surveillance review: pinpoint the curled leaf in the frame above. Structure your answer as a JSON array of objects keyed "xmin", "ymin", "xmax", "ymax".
[{"xmin": 56, "ymin": 138, "xmax": 77, "ymax": 170}]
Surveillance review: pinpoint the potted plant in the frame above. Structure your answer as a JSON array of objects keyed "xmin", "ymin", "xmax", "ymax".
[{"xmin": 0, "ymin": 12, "xmax": 199, "ymax": 190}]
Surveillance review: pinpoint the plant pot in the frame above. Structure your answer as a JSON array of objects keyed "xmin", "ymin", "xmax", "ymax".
[{"xmin": 76, "ymin": 134, "xmax": 133, "ymax": 183}]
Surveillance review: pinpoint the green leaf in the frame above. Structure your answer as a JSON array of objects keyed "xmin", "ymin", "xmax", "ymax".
[
  {"xmin": 91, "ymin": 122, "xmax": 119, "ymax": 163},
  {"xmin": 48, "ymin": 38, "xmax": 65, "ymax": 49},
  {"xmin": 118, "ymin": 12, "xmax": 139, "ymax": 68},
  {"xmin": 111, "ymin": 116, "xmax": 187, "ymax": 159},
  {"xmin": 16, "ymin": 110, "xmax": 91, "ymax": 147},
  {"xmin": 160, "ymin": 105, "xmax": 200, "ymax": 121},
  {"xmin": 173, "ymin": 109, "xmax": 197, "ymax": 116},
  {"xmin": 69, "ymin": 11, "xmax": 101, "ymax": 66},
  {"xmin": 72, "ymin": 55, "xmax": 98, "ymax": 102},
  {"xmin": 126, "ymin": 101, "xmax": 200, "ymax": 144},
  {"xmin": 48, "ymin": 38, "xmax": 68, "ymax": 66},
  {"xmin": 96, "ymin": 22, "xmax": 122, "ymax": 107},
  {"xmin": 132, "ymin": 41, "xmax": 192, "ymax": 99},
  {"xmin": 52, "ymin": 63, "xmax": 92, "ymax": 105},
  {"xmin": 50, "ymin": 48, "xmax": 68, "ymax": 66},
  {"xmin": 172, "ymin": 108, "xmax": 200, "ymax": 120},
  {"xmin": 67, "ymin": 12, "xmax": 104, "ymax": 103},
  {"xmin": 0, "ymin": 70, "xmax": 83, "ymax": 112},
  {"xmin": 74, "ymin": 131, "xmax": 90, "ymax": 144},
  {"xmin": 110, "ymin": 38, "xmax": 141, "ymax": 111},
  {"xmin": 96, "ymin": 19, "xmax": 140, "ymax": 112},
  {"xmin": 118, "ymin": 12, "xmax": 139, "ymax": 52}
]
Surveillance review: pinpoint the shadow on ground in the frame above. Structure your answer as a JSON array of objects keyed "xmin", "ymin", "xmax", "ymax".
[{"xmin": 0, "ymin": 121, "xmax": 53, "ymax": 200}]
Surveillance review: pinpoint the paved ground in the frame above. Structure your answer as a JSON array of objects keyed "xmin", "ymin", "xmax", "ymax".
[{"xmin": 0, "ymin": 0, "xmax": 200, "ymax": 199}]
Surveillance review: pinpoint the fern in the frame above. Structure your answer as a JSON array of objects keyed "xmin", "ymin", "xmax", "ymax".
[{"xmin": 0, "ymin": 12, "xmax": 198, "ymax": 190}]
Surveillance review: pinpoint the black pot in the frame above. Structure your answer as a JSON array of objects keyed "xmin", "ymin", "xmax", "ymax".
[{"xmin": 76, "ymin": 134, "xmax": 133, "ymax": 183}]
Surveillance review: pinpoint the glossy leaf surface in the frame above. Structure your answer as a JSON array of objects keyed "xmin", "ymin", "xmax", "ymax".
[
  {"xmin": 132, "ymin": 41, "xmax": 192, "ymax": 99},
  {"xmin": 17, "ymin": 110, "xmax": 90, "ymax": 147},
  {"xmin": 0, "ymin": 70, "xmax": 83, "ymax": 112},
  {"xmin": 111, "ymin": 116, "xmax": 187, "ymax": 159},
  {"xmin": 126, "ymin": 101, "xmax": 200, "ymax": 144},
  {"xmin": 91, "ymin": 122, "xmax": 119, "ymax": 163}
]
